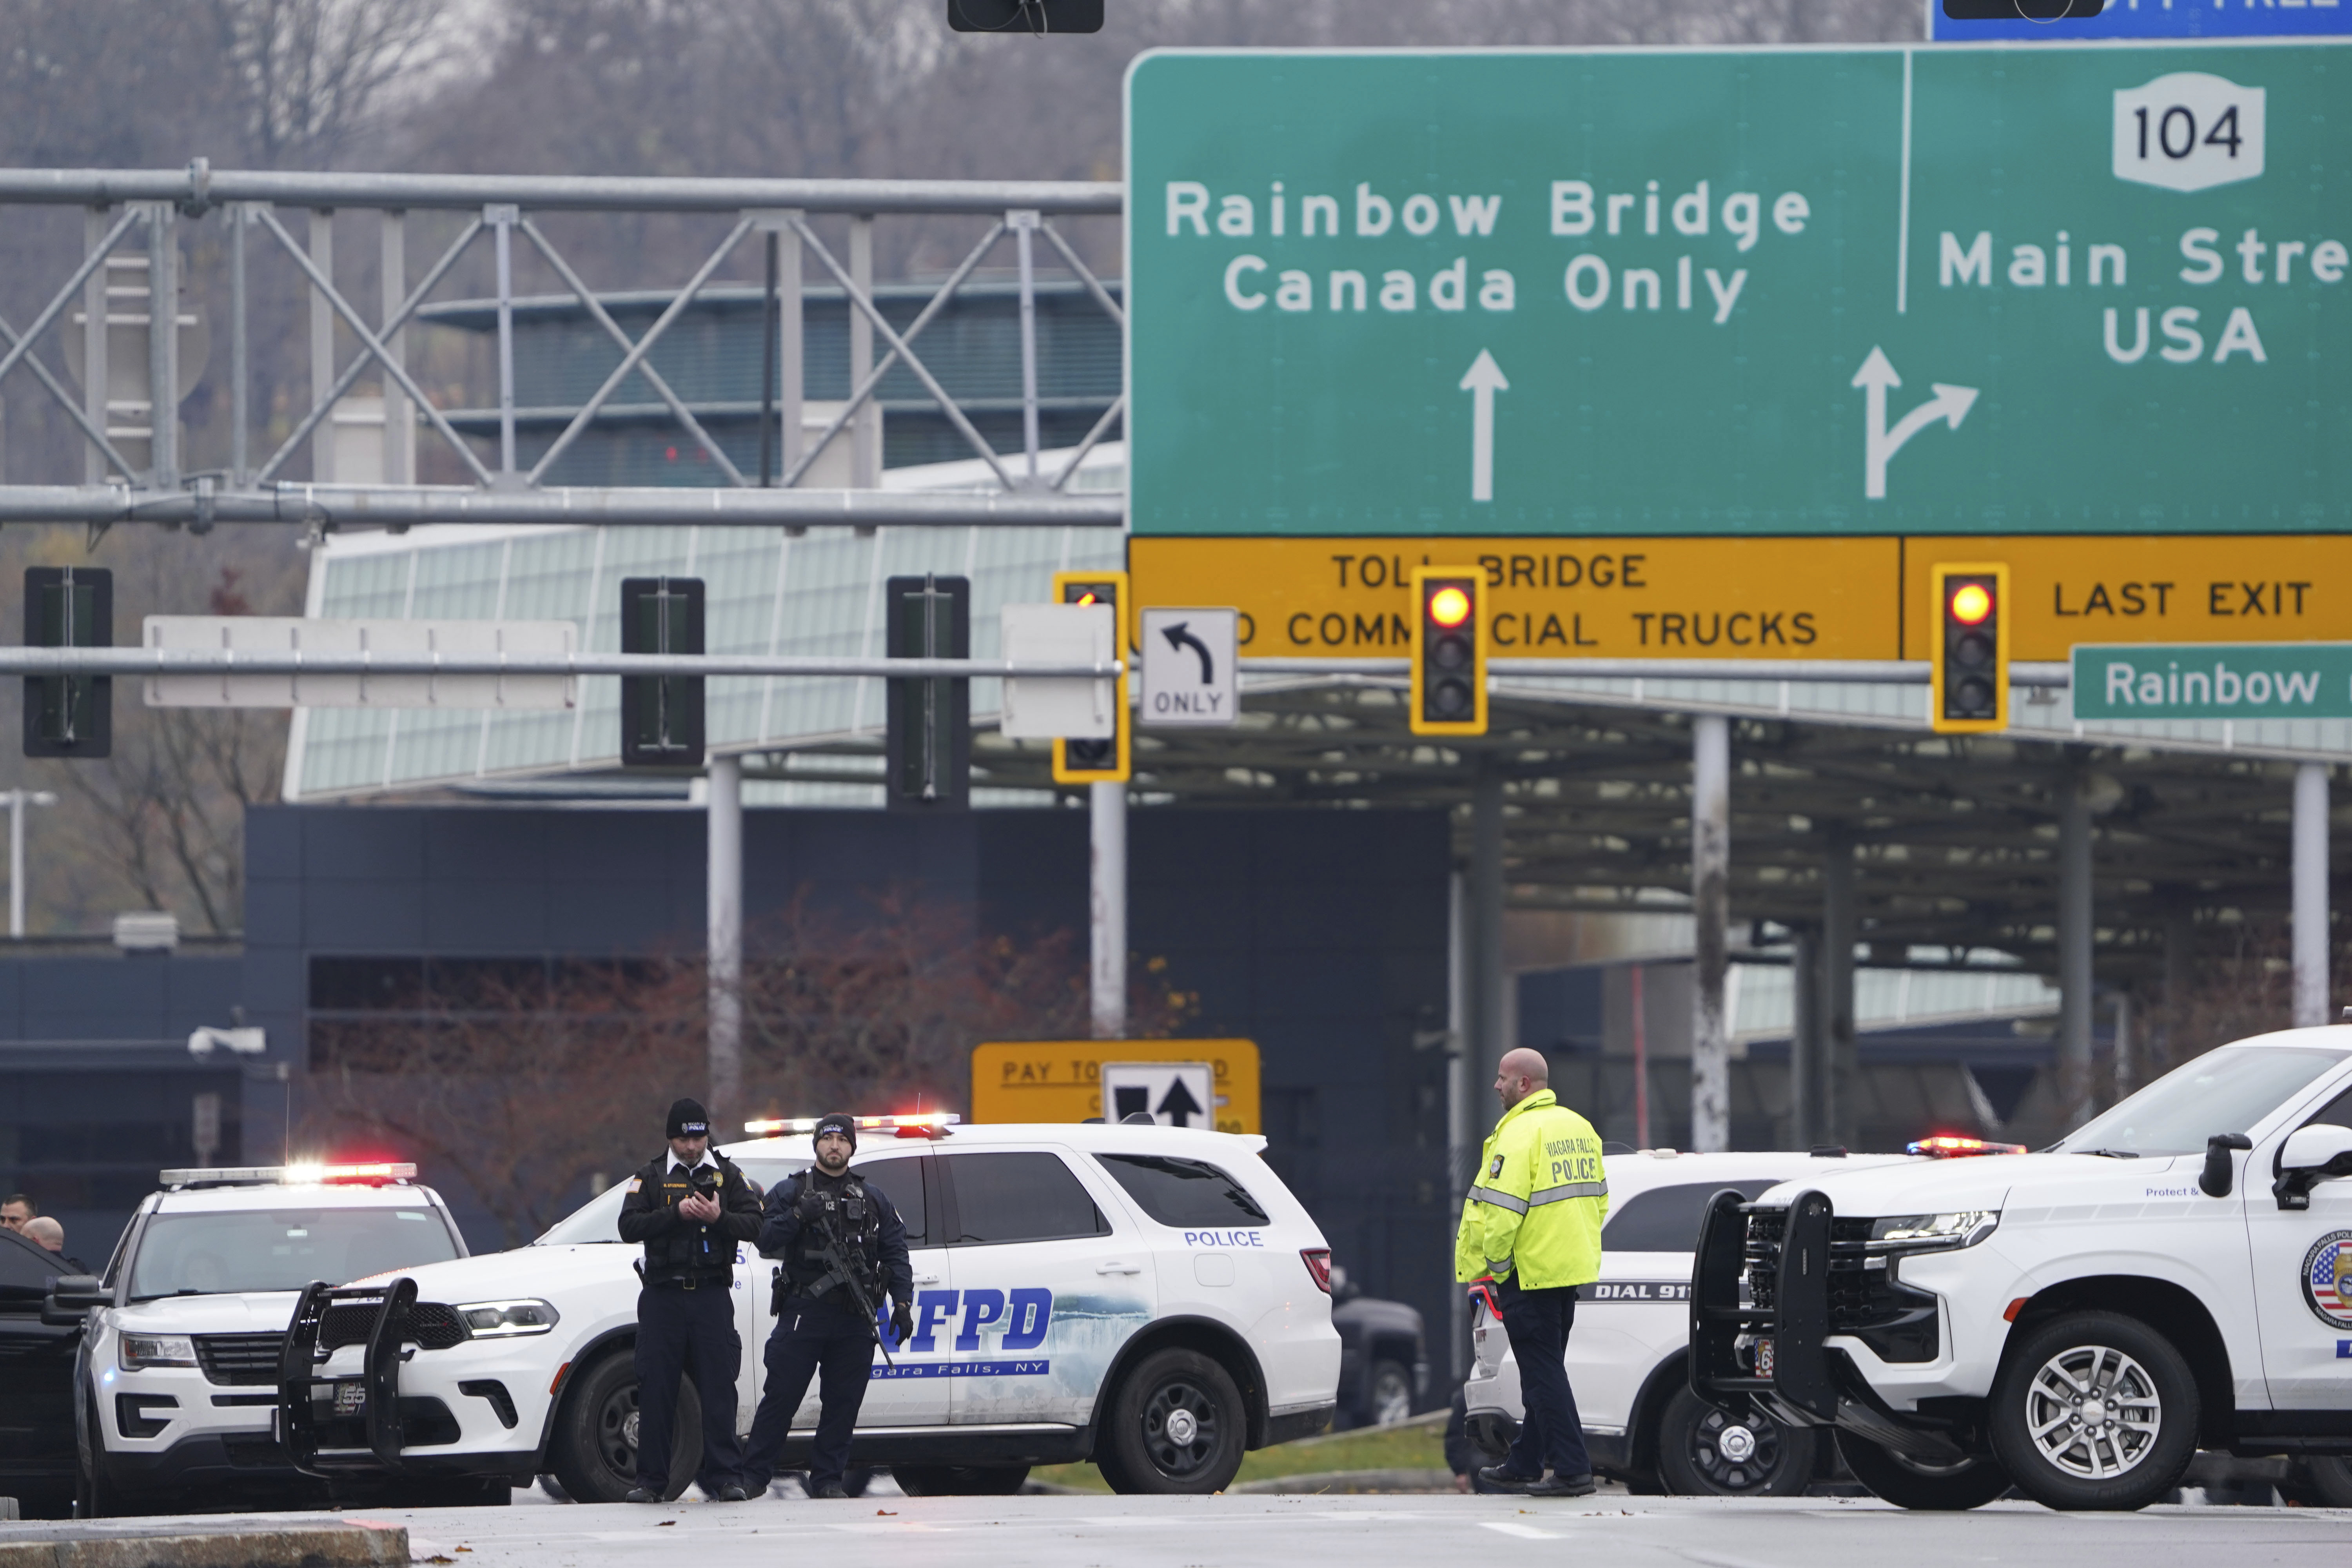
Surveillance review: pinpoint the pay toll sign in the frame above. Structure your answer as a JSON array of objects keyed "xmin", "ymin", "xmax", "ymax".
[
  {"xmin": 1126, "ymin": 45, "xmax": 2352, "ymax": 538},
  {"xmin": 1131, "ymin": 537, "xmax": 1899, "ymax": 659}
]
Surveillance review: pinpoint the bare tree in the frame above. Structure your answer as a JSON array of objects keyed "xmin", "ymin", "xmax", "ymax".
[{"xmin": 307, "ymin": 962, "xmax": 699, "ymax": 1246}]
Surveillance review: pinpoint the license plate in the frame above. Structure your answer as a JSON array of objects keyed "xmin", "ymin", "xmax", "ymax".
[
  {"xmin": 333, "ymin": 1380, "xmax": 367, "ymax": 1416},
  {"xmin": 1754, "ymin": 1338, "xmax": 1775, "ymax": 1378}
]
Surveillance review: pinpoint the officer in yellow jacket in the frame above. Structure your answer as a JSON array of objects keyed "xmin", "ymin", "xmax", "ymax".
[{"xmin": 1456, "ymin": 1047, "xmax": 1606, "ymax": 1496}]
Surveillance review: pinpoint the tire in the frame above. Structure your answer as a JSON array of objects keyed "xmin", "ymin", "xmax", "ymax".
[
  {"xmin": 891, "ymin": 1464, "xmax": 1030, "ymax": 1496},
  {"xmin": 1098, "ymin": 1348, "xmax": 1247, "ymax": 1495},
  {"xmin": 546, "ymin": 1352, "xmax": 701, "ymax": 1504},
  {"xmin": 1988, "ymin": 1310, "xmax": 2200, "ymax": 1512},
  {"xmin": 1837, "ymin": 1431, "xmax": 2011, "ymax": 1510},
  {"xmin": 76, "ymin": 1392, "xmax": 132, "ymax": 1519},
  {"xmin": 1655, "ymin": 1386, "xmax": 1818, "ymax": 1497},
  {"xmin": 2294, "ymin": 1455, "xmax": 2352, "ymax": 1508},
  {"xmin": 1367, "ymin": 1361, "xmax": 1414, "ymax": 1428}
]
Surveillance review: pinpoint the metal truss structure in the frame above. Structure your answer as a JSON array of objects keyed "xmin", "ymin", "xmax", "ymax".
[
  {"xmin": 0, "ymin": 164, "xmax": 1124, "ymax": 534},
  {"xmin": 0, "ymin": 161, "xmax": 2329, "ymax": 1076}
]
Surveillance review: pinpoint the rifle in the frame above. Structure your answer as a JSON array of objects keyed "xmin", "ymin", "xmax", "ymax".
[{"xmin": 773, "ymin": 1181, "xmax": 895, "ymax": 1368}]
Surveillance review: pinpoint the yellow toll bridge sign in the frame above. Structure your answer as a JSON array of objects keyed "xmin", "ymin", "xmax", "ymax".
[{"xmin": 970, "ymin": 1040, "xmax": 1261, "ymax": 1135}]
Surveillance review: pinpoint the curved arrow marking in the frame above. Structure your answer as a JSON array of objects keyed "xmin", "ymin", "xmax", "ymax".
[
  {"xmin": 1160, "ymin": 620, "xmax": 1215, "ymax": 684},
  {"xmin": 1459, "ymin": 350, "xmax": 1509, "ymax": 502},
  {"xmin": 1852, "ymin": 346, "xmax": 1977, "ymax": 501}
]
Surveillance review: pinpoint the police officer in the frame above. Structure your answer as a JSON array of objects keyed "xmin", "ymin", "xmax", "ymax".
[
  {"xmin": 617, "ymin": 1097, "xmax": 762, "ymax": 1503},
  {"xmin": 740, "ymin": 1113, "xmax": 913, "ymax": 1499},
  {"xmin": 1455, "ymin": 1048, "xmax": 1607, "ymax": 1497}
]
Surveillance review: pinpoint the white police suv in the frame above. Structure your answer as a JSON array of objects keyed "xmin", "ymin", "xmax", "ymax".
[
  {"xmin": 55, "ymin": 1161, "xmax": 474, "ymax": 1515},
  {"xmin": 1463, "ymin": 1146, "xmax": 1918, "ymax": 1494},
  {"xmin": 1695, "ymin": 1025, "xmax": 2352, "ymax": 1512},
  {"xmin": 283, "ymin": 1116, "xmax": 1340, "ymax": 1499}
]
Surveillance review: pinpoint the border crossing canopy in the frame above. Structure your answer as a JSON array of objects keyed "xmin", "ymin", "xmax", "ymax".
[{"xmin": 1125, "ymin": 44, "xmax": 2350, "ymax": 541}]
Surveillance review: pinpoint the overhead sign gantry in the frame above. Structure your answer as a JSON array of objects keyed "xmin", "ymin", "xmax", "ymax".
[{"xmin": 1124, "ymin": 43, "xmax": 2352, "ymax": 663}]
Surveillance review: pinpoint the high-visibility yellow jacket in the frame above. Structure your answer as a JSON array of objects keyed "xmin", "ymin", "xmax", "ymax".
[{"xmin": 1454, "ymin": 1089, "xmax": 1607, "ymax": 1290}]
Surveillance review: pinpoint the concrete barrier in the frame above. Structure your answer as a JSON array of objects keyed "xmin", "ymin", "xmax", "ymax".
[{"xmin": 0, "ymin": 1520, "xmax": 408, "ymax": 1568}]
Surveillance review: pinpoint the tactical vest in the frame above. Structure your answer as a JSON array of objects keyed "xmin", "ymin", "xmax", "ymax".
[
  {"xmin": 639, "ymin": 1152, "xmax": 744, "ymax": 1286},
  {"xmin": 780, "ymin": 1171, "xmax": 887, "ymax": 1303}
]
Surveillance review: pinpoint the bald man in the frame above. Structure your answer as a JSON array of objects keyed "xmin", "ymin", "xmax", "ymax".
[{"xmin": 1455, "ymin": 1048, "xmax": 1607, "ymax": 1497}]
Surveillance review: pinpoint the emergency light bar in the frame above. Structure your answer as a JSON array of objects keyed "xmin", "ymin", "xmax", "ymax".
[
  {"xmin": 740, "ymin": 1112, "xmax": 961, "ymax": 1140},
  {"xmin": 160, "ymin": 1162, "xmax": 418, "ymax": 1187},
  {"xmin": 1906, "ymin": 1136, "xmax": 2027, "ymax": 1159}
]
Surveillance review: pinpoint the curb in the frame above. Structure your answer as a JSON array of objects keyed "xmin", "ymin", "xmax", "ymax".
[{"xmin": 0, "ymin": 1523, "xmax": 408, "ymax": 1568}]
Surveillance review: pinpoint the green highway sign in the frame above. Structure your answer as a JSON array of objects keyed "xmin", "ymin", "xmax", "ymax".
[
  {"xmin": 2072, "ymin": 642, "xmax": 2352, "ymax": 718},
  {"xmin": 1125, "ymin": 45, "xmax": 2352, "ymax": 539}
]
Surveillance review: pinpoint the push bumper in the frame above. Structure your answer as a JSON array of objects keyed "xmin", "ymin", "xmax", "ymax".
[{"xmin": 1690, "ymin": 1189, "xmax": 1978, "ymax": 1465}]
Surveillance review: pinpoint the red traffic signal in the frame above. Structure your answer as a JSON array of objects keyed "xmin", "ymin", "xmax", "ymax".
[
  {"xmin": 1929, "ymin": 563, "xmax": 2008, "ymax": 735},
  {"xmin": 1410, "ymin": 567, "xmax": 1486, "ymax": 737}
]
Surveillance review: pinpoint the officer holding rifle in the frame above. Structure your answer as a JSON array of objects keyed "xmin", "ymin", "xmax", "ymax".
[{"xmin": 740, "ymin": 1113, "xmax": 914, "ymax": 1498}]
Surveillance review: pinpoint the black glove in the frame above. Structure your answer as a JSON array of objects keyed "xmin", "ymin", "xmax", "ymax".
[
  {"xmin": 891, "ymin": 1301, "xmax": 914, "ymax": 1345},
  {"xmin": 793, "ymin": 1183, "xmax": 827, "ymax": 1222}
]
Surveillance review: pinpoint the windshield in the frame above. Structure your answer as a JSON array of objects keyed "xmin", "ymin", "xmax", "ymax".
[
  {"xmin": 2056, "ymin": 1046, "xmax": 2345, "ymax": 1157},
  {"xmin": 533, "ymin": 1157, "xmax": 808, "ymax": 1245},
  {"xmin": 129, "ymin": 1207, "xmax": 459, "ymax": 1299}
]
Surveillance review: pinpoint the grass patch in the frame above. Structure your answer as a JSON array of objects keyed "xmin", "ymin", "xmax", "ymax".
[{"xmin": 1030, "ymin": 1417, "xmax": 1448, "ymax": 1494}]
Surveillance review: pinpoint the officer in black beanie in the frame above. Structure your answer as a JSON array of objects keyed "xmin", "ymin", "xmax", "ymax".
[
  {"xmin": 617, "ymin": 1096, "xmax": 762, "ymax": 1502},
  {"xmin": 740, "ymin": 1112, "xmax": 913, "ymax": 1498}
]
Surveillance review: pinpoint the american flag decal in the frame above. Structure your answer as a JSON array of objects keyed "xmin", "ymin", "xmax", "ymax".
[{"xmin": 2302, "ymin": 1232, "xmax": 2352, "ymax": 1328}]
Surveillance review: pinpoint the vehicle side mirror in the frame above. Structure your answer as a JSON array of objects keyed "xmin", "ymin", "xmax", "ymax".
[
  {"xmin": 42, "ymin": 1274, "xmax": 105, "ymax": 1326},
  {"xmin": 2273, "ymin": 1124, "xmax": 2352, "ymax": 1210},
  {"xmin": 2200, "ymin": 1133, "xmax": 2252, "ymax": 1198}
]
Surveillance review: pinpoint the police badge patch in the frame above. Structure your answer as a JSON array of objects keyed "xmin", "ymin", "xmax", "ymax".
[
  {"xmin": 1490, "ymin": 1154, "xmax": 1505, "ymax": 1178},
  {"xmin": 2302, "ymin": 1230, "xmax": 2352, "ymax": 1328}
]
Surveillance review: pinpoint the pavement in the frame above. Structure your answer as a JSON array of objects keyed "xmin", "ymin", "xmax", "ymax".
[{"xmin": 64, "ymin": 1492, "xmax": 2343, "ymax": 1568}]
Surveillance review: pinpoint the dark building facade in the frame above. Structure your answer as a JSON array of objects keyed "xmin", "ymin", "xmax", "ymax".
[{"xmin": 169, "ymin": 801, "xmax": 1449, "ymax": 1334}]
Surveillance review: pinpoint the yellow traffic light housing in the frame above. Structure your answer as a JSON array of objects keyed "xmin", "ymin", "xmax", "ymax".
[
  {"xmin": 1409, "ymin": 566, "xmax": 1487, "ymax": 737},
  {"xmin": 1929, "ymin": 562, "xmax": 2009, "ymax": 735},
  {"xmin": 1051, "ymin": 568, "xmax": 1131, "ymax": 784}
]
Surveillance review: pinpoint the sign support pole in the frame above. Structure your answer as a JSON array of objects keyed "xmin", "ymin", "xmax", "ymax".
[
  {"xmin": 1445, "ymin": 869, "xmax": 1470, "ymax": 1382},
  {"xmin": 1090, "ymin": 779, "xmax": 1126, "ymax": 1038},
  {"xmin": 2295, "ymin": 762, "xmax": 2331, "ymax": 1029},
  {"xmin": 2058, "ymin": 774, "xmax": 2094, "ymax": 1129},
  {"xmin": 708, "ymin": 754, "xmax": 743, "ymax": 1128},
  {"xmin": 1691, "ymin": 716, "xmax": 1731, "ymax": 1153},
  {"xmin": 1822, "ymin": 828, "xmax": 1857, "ymax": 1147},
  {"xmin": 1789, "ymin": 926, "xmax": 1820, "ymax": 1150},
  {"xmin": 1470, "ymin": 764, "xmax": 1506, "ymax": 1105}
]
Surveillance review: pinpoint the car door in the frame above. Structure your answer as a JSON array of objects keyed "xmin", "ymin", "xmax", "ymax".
[
  {"xmin": 0, "ymin": 1230, "xmax": 78, "ymax": 1495},
  {"xmin": 938, "ymin": 1145, "xmax": 1152, "ymax": 1426},
  {"xmin": 741, "ymin": 1152, "xmax": 951, "ymax": 1430},
  {"xmin": 2247, "ymin": 1074, "xmax": 2352, "ymax": 1412}
]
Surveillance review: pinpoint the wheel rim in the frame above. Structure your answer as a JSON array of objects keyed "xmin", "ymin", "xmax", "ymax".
[
  {"xmin": 598, "ymin": 1383, "xmax": 639, "ymax": 1480},
  {"xmin": 1372, "ymin": 1372, "xmax": 1413, "ymax": 1427},
  {"xmin": 1689, "ymin": 1405, "xmax": 1782, "ymax": 1492},
  {"xmin": 2022, "ymin": 1343, "xmax": 2163, "ymax": 1480},
  {"xmin": 1141, "ymin": 1376, "xmax": 1221, "ymax": 1477}
]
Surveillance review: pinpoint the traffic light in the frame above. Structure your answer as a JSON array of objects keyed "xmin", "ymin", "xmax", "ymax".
[
  {"xmin": 1929, "ymin": 563, "xmax": 2009, "ymax": 734},
  {"xmin": 886, "ymin": 574, "xmax": 971, "ymax": 811},
  {"xmin": 1051, "ymin": 568, "xmax": 1129, "ymax": 785},
  {"xmin": 1409, "ymin": 566, "xmax": 1486, "ymax": 737},
  {"xmin": 619, "ymin": 576, "xmax": 704, "ymax": 767},
  {"xmin": 24, "ymin": 566, "xmax": 111, "ymax": 759}
]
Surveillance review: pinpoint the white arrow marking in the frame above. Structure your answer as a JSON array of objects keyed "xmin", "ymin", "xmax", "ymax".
[
  {"xmin": 1851, "ymin": 346, "xmax": 1978, "ymax": 501},
  {"xmin": 1459, "ymin": 349, "xmax": 1508, "ymax": 503}
]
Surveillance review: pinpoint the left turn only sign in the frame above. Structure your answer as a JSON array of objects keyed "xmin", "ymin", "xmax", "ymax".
[{"xmin": 1139, "ymin": 607, "xmax": 1240, "ymax": 727}]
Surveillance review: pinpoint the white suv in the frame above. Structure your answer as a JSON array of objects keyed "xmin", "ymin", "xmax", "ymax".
[
  {"xmin": 1695, "ymin": 1025, "xmax": 2352, "ymax": 1511},
  {"xmin": 1463, "ymin": 1148, "xmax": 1914, "ymax": 1494},
  {"xmin": 284, "ymin": 1118, "xmax": 1340, "ymax": 1499},
  {"xmin": 58, "ymin": 1163, "xmax": 474, "ymax": 1515}
]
